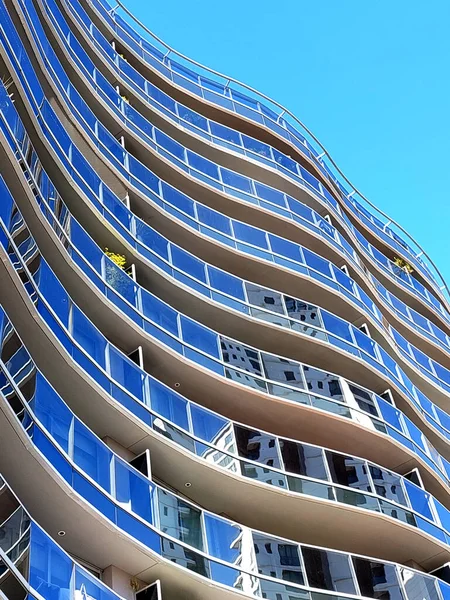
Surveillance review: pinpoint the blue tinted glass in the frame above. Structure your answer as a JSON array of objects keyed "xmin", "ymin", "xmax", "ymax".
[
  {"xmin": 171, "ymin": 246, "xmax": 207, "ymax": 282},
  {"xmin": 108, "ymin": 346, "xmax": 145, "ymax": 402},
  {"xmin": 303, "ymin": 248, "xmax": 332, "ymax": 277},
  {"xmin": 114, "ymin": 459, "xmax": 153, "ymax": 523},
  {"xmin": 208, "ymin": 267, "xmax": 244, "ymax": 300},
  {"xmin": 232, "ymin": 222, "xmax": 268, "ymax": 248},
  {"xmin": 187, "ymin": 150, "xmax": 218, "ymax": 179},
  {"xmin": 160, "ymin": 182, "xmax": 195, "ymax": 217},
  {"xmin": 221, "ymin": 169, "xmax": 252, "ymax": 193},
  {"xmin": 149, "ymin": 379, "xmax": 189, "ymax": 430},
  {"xmin": 180, "ymin": 317, "xmax": 219, "ymax": 358},
  {"xmin": 211, "ymin": 122, "xmax": 241, "ymax": 144},
  {"xmin": 33, "ymin": 375, "xmax": 72, "ymax": 453},
  {"xmin": 190, "ymin": 404, "xmax": 229, "ymax": 444},
  {"xmin": 254, "ymin": 182, "xmax": 286, "ymax": 207},
  {"xmin": 404, "ymin": 480, "xmax": 434, "ymax": 520},
  {"xmin": 73, "ymin": 420, "xmax": 112, "ymax": 492},
  {"xmin": 37, "ymin": 262, "xmax": 70, "ymax": 326},
  {"xmin": 205, "ymin": 514, "xmax": 241, "ymax": 562},
  {"xmin": 197, "ymin": 204, "xmax": 232, "ymax": 235},
  {"xmin": 141, "ymin": 291, "xmax": 179, "ymax": 336},
  {"xmin": 269, "ymin": 236, "xmax": 303, "ymax": 262},
  {"xmin": 71, "ymin": 307, "xmax": 107, "ymax": 368},
  {"xmin": 29, "ymin": 524, "xmax": 72, "ymax": 600},
  {"xmin": 75, "ymin": 568, "xmax": 119, "ymax": 600},
  {"xmin": 322, "ymin": 312, "xmax": 353, "ymax": 343}
]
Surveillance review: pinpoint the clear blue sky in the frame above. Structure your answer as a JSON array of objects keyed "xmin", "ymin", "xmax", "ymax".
[{"xmin": 123, "ymin": 0, "xmax": 450, "ymax": 286}]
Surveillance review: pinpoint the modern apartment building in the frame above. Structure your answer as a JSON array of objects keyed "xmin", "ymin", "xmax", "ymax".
[{"xmin": 0, "ymin": 1, "xmax": 449, "ymax": 599}]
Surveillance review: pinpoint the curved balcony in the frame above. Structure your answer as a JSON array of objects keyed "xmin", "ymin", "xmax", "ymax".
[
  {"xmin": 3, "ymin": 186, "xmax": 450, "ymax": 527},
  {"xmin": 4, "ymin": 313, "xmax": 450, "ymax": 564},
  {"xmin": 49, "ymin": 0, "xmax": 446, "ymax": 313},
  {"xmin": 3, "ymin": 87, "xmax": 450, "ymax": 472},
  {"xmin": 0, "ymin": 474, "xmax": 136, "ymax": 600},
  {"xmin": 17, "ymin": 0, "xmax": 449, "ymax": 330},
  {"xmin": 4, "ymin": 9, "xmax": 450, "ymax": 381},
  {"xmin": 77, "ymin": 0, "xmax": 450, "ymax": 308},
  {"xmin": 5, "ymin": 326, "xmax": 450, "ymax": 594}
]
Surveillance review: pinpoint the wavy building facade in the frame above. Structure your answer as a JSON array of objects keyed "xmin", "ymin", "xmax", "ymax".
[{"xmin": 0, "ymin": 1, "xmax": 449, "ymax": 599}]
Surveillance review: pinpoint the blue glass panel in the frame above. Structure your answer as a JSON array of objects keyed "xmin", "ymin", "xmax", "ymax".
[
  {"xmin": 190, "ymin": 404, "xmax": 229, "ymax": 444},
  {"xmin": 321, "ymin": 312, "xmax": 353, "ymax": 343},
  {"xmin": 114, "ymin": 458, "xmax": 153, "ymax": 523},
  {"xmin": 232, "ymin": 221, "xmax": 268, "ymax": 249},
  {"xmin": 73, "ymin": 420, "xmax": 112, "ymax": 492},
  {"xmin": 197, "ymin": 204, "xmax": 232, "ymax": 235},
  {"xmin": 149, "ymin": 379, "xmax": 189, "ymax": 430},
  {"xmin": 187, "ymin": 150, "xmax": 218, "ymax": 179},
  {"xmin": 72, "ymin": 472, "xmax": 116, "ymax": 522},
  {"xmin": 171, "ymin": 246, "xmax": 207, "ymax": 283},
  {"xmin": 208, "ymin": 267, "xmax": 244, "ymax": 299},
  {"xmin": 29, "ymin": 524, "xmax": 72, "ymax": 600},
  {"xmin": 254, "ymin": 182, "xmax": 286, "ymax": 207},
  {"xmin": 269, "ymin": 236, "xmax": 303, "ymax": 262},
  {"xmin": 221, "ymin": 169, "xmax": 252, "ymax": 193},
  {"xmin": 141, "ymin": 290, "xmax": 179, "ymax": 336},
  {"xmin": 404, "ymin": 480, "xmax": 434, "ymax": 520},
  {"xmin": 116, "ymin": 508, "xmax": 161, "ymax": 552},
  {"xmin": 37, "ymin": 262, "xmax": 70, "ymax": 327},
  {"xmin": 75, "ymin": 568, "xmax": 119, "ymax": 600},
  {"xmin": 71, "ymin": 307, "xmax": 107, "ymax": 369},
  {"xmin": 161, "ymin": 182, "xmax": 195, "ymax": 217},
  {"xmin": 180, "ymin": 317, "xmax": 219, "ymax": 358},
  {"xmin": 303, "ymin": 248, "xmax": 332, "ymax": 277},
  {"xmin": 108, "ymin": 346, "xmax": 145, "ymax": 403},
  {"xmin": 32, "ymin": 427, "xmax": 72, "ymax": 483},
  {"xmin": 32, "ymin": 375, "xmax": 72, "ymax": 453},
  {"xmin": 205, "ymin": 514, "xmax": 241, "ymax": 562}
]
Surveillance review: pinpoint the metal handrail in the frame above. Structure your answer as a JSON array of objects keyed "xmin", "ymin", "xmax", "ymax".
[{"xmin": 105, "ymin": 0, "xmax": 450, "ymax": 303}]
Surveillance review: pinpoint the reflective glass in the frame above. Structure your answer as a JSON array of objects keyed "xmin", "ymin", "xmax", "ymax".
[
  {"xmin": 303, "ymin": 367, "xmax": 343, "ymax": 401},
  {"xmin": 253, "ymin": 533, "xmax": 303, "ymax": 584},
  {"xmin": 157, "ymin": 489, "xmax": 203, "ymax": 550},
  {"xmin": 280, "ymin": 440, "xmax": 327, "ymax": 480},
  {"xmin": 73, "ymin": 420, "xmax": 112, "ymax": 492},
  {"xmin": 261, "ymin": 354, "xmax": 304, "ymax": 388},
  {"xmin": 204, "ymin": 514, "xmax": 241, "ymax": 563},
  {"xmin": 326, "ymin": 452, "xmax": 371, "ymax": 491},
  {"xmin": 399, "ymin": 568, "xmax": 439, "ymax": 600},
  {"xmin": 234, "ymin": 426, "xmax": 281, "ymax": 468},
  {"xmin": 303, "ymin": 547, "xmax": 356, "ymax": 594},
  {"xmin": 369, "ymin": 466, "xmax": 406, "ymax": 505},
  {"xmin": 353, "ymin": 557, "xmax": 404, "ymax": 600}
]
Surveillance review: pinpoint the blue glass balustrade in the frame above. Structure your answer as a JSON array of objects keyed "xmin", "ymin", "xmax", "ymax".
[
  {"xmin": 0, "ymin": 475, "xmax": 129, "ymax": 600},
  {"xmin": 69, "ymin": 0, "xmax": 446, "ymax": 303},
  {"xmin": 2, "ymin": 9, "xmax": 450, "ymax": 373},
  {"xmin": 2, "ymin": 181, "xmax": 450, "ymax": 500},
  {"xmin": 1, "ymin": 323, "xmax": 450, "ymax": 600},
  {"xmin": 57, "ymin": 0, "xmax": 445, "ymax": 303},
  {"xmin": 2, "ymin": 84, "xmax": 450, "ymax": 461},
  {"xmin": 11, "ymin": 0, "xmax": 450, "ymax": 326},
  {"xmin": 1, "ymin": 297, "xmax": 449, "ymax": 536}
]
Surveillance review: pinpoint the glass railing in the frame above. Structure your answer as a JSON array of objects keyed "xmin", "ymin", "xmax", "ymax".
[
  {"xmin": 3, "ymin": 79, "xmax": 450, "ymax": 456},
  {"xmin": 3, "ymin": 313, "xmax": 450, "ymax": 552},
  {"xmin": 56, "ymin": 0, "xmax": 445, "ymax": 305},
  {"xmin": 80, "ymin": 0, "xmax": 450, "ymax": 306},
  {"xmin": 2, "ymin": 327, "xmax": 450, "ymax": 600},
  {"xmin": 0, "ymin": 476, "xmax": 134, "ymax": 600},
  {"xmin": 2, "ymin": 183, "xmax": 450, "ymax": 496},
  {"xmin": 16, "ymin": 0, "xmax": 450, "ymax": 325},
  {"xmin": 5, "ymin": 4, "xmax": 450, "ymax": 363}
]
